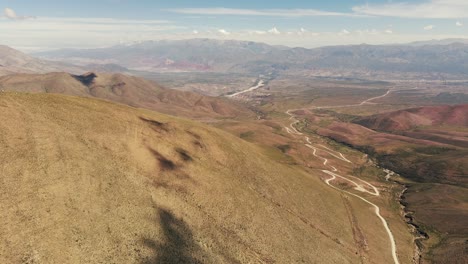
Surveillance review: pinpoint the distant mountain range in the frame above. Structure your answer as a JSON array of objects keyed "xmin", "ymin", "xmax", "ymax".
[
  {"xmin": 32, "ymin": 38, "xmax": 468, "ymax": 80},
  {"xmin": 3, "ymin": 38, "xmax": 468, "ymax": 80},
  {"xmin": 34, "ymin": 39, "xmax": 280, "ymax": 73},
  {"xmin": 406, "ymin": 38, "xmax": 468, "ymax": 46}
]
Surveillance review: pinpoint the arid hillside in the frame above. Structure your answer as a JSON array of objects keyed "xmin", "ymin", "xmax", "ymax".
[
  {"xmin": 0, "ymin": 72, "xmax": 253, "ymax": 119},
  {"xmin": 0, "ymin": 92, "xmax": 392, "ymax": 263},
  {"xmin": 356, "ymin": 104, "xmax": 468, "ymax": 131},
  {"xmin": 0, "ymin": 45, "xmax": 83, "ymax": 75},
  {"xmin": 314, "ymin": 106, "xmax": 468, "ymax": 264}
]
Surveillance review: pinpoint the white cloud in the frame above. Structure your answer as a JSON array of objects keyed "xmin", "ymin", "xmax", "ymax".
[
  {"xmin": 353, "ymin": 0, "xmax": 468, "ymax": 18},
  {"xmin": 171, "ymin": 3, "xmax": 468, "ymax": 19},
  {"xmin": 424, "ymin": 25, "xmax": 435, "ymax": 30},
  {"xmin": 36, "ymin": 17, "xmax": 170, "ymax": 24},
  {"xmin": 0, "ymin": 16, "xmax": 183, "ymax": 50},
  {"xmin": 340, "ymin": 29, "xmax": 351, "ymax": 35},
  {"xmin": 268, "ymin": 27, "xmax": 281, "ymax": 34},
  {"xmin": 248, "ymin": 30, "xmax": 267, "ymax": 35},
  {"xmin": 456, "ymin": 21, "xmax": 463, "ymax": 26},
  {"xmin": 4, "ymin": 7, "xmax": 35, "ymax": 20},
  {"xmin": 0, "ymin": 17, "xmax": 180, "ymax": 33},
  {"xmin": 6, "ymin": 25, "xmax": 468, "ymax": 52},
  {"xmin": 218, "ymin": 29, "xmax": 230, "ymax": 35},
  {"xmin": 169, "ymin": 8, "xmax": 363, "ymax": 17},
  {"xmin": 355, "ymin": 29, "xmax": 379, "ymax": 35},
  {"xmin": 2, "ymin": 9, "xmax": 468, "ymax": 51},
  {"xmin": 297, "ymin": 28, "xmax": 307, "ymax": 36},
  {"xmin": 4, "ymin": 7, "xmax": 16, "ymax": 19}
]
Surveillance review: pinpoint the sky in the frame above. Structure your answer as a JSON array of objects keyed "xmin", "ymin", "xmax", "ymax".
[{"xmin": 1, "ymin": 0, "xmax": 468, "ymax": 52}]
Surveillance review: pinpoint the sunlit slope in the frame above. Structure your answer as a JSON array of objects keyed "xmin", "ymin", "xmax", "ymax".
[
  {"xmin": 0, "ymin": 92, "xmax": 366, "ymax": 263},
  {"xmin": 0, "ymin": 45, "xmax": 83, "ymax": 75},
  {"xmin": 0, "ymin": 72, "xmax": 253, "ymax": 119}
]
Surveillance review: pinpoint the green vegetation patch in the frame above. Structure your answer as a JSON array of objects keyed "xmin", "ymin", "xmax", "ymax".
[{"xmin": 313, "ymin": 109, "xmax": 358, "ymax": 122}]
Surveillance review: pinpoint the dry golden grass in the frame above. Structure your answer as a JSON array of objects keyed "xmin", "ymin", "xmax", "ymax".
[
  {"xmin": 0, "ymin": 92, "xmax": 392, "ymax": 263},
  {"xmin": 0, "ymin": 72, "xmax": 253, "ymax": 120},
  {"xmin": 212, "ymin": 115, "xmax": 416, "ymax": 264}
]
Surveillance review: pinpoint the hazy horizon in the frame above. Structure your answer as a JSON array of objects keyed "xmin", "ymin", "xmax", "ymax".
[
  {"xmin": 4, "ymin": 37, "xmax": 467, "ymax": 54},
  {"xmin": 2, "ymin": 0, "xmax": 468, "ymax": 52}
]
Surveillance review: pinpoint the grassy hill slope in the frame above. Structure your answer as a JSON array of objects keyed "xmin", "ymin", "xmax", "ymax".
[
  {"xmin": 0, "ymin": 92, "xmax": 372, "ymax": 263},
  {"xmin": 356, "ymin": 104, "xmax": 468, "ymax": 131},
  {"xmin": 0, "ymin": 72, "xmax": 253, "ymax": 119},
  {"xmin": 0, "ymin": 45, "xmax": 83, "ymax": 75}
]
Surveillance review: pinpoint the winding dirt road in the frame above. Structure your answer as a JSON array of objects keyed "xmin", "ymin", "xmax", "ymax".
[
  {"xmin": 227, "ymin": 79, "xmax": 265, "ymax": 97},
  {"xmin": 284, "ymin": 90, "xmax": 400, "ymax": 264},
  {"xmin": 314, "ymin": 89, "xmax": 393, "ymax": 109},
  {"xmin": 360, "ymin": 90, "xmax": 391, "ymax": 105}
]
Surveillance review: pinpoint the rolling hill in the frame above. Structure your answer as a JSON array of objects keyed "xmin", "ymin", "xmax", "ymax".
[
  {"xmin": 356, "ymin": 104, "xmax": 468, "ymax": 131},
  {"xmin": 315, "ymin": 105, "xmax": 468, "ymax": 263},
  {"xmin": 0, "ymin": 92, "xmax": 395, "ymax": 263},
  {"xmin": 0, "ymin": 72, "xmax": 253, "ymax": 119},
  {"xmin": 318, "ymin": 104, "xmax": 468, "ymax": 185},
  {"xmin": 0, "ymin": 45, "xmax": 83, "ymax": 76}
]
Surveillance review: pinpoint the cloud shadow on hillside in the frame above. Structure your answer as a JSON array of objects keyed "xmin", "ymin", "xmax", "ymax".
[{"xmin": 140, "ymin": 208, "xmax": 204, "ymax": 264}]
